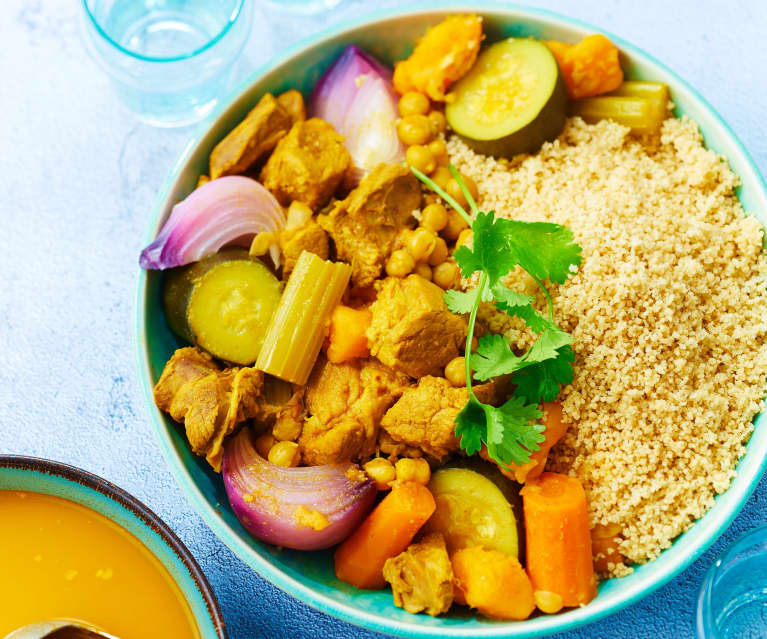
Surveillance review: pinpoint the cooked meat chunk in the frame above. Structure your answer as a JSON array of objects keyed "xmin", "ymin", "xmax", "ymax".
[
  {"xmin": 276, "ymin": 89, "xmax": 306, "ymax": 125},
  {"xmin": 367, "ymin": 275, "xmax": 467, "ymax": 378},
  {"xmin": 153, "ymin": 347, "xmax": 276, "ymax": 471},
  {"xmin": 381, "ymin": 376, "xmax": 500, "ymax": 460},
  {"xmin": 383, "ymin": 533, "xmax": 454, "ymax": 616},
  {"xmin": 279, "ymin": 218, "xmax": 329, "ymax": 275},
  {"xmin": 209, "ymin": 93, "xmax": 292, "ymax": 179},
  {"xmin": 260, "ymin": 118, "xmax": 350, "ymax": 209},
  {"xmin": 153, "ymin": 347, "xmax": 220, "ymax": 413},
  {"xmin": 318, "ymin": 164, "xmax": 420, "ymax": 287},
  {"xmin": 298, "ymin": 356, "xmax": 410, "ymax": 464}
]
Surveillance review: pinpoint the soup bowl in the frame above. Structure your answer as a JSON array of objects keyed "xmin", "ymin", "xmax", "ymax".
[
  {"xmin": 135, "ymin": 3, "xmax": 767, "ymax": 637},
  {"xmin": 0, "ymin": 456, "xmax": 225, "ymax": 638}
]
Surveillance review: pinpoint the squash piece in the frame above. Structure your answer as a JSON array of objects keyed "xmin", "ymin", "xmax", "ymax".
[
  {"xmin": 544, "ymin": 34, "xmax": 623, "ymax": 99},
  {"xmin": 446, "ymin": 38, "xmax": 567, "ymax": 158},
  {"xmin": 325, "ymin": 305, "xmax": 372, "ymax": 363},
  {"xmin": 393, "ymin": 14, "xmax": 483, "ymax": 102},
  {"xmin": 422, "ymin": 467, "xmax": 518, "ymax": 558}
]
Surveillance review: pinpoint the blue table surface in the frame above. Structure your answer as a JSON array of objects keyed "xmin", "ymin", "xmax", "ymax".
[{"xmin": 2, "ymin": 0, "xmax": 766, "ymax": 637}]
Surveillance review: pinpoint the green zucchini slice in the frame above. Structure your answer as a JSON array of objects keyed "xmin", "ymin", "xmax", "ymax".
[{"xmin": 446, "ymin": 38, "xmax": 567, "ymax": 158}]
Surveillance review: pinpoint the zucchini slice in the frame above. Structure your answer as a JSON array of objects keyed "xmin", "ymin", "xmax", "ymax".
[
  {"xmin": 163, "ymin": 249, "xmax": 282, "ymax": 365},
  {"xmin": 446, "ymin": 38, "xmax": 567, "ymax": 158}
]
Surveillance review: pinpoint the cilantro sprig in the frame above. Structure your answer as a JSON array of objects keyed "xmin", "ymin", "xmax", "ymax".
[{"xmin": 411, "ymin": 165, "xmax": 582, "ymax": 468}]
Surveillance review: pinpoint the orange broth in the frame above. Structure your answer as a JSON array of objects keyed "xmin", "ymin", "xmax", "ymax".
[{"xmin": 0, "ymin": 490, "xmax": 200, "ymax": 638}]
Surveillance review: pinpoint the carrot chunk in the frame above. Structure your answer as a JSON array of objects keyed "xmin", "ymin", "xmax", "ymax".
[
  {"xmin": 451, "ymin": 547, "xmax": 535, "ymax": 620},
  {"xmin": 545, "ymin": 34, "xmax": 623, "ymax": 99},
  {"xmin": 334, "ymin": 482, "xmax": 436, "ymax": 590},
  {"xmin": 325, "ymin": 305, "xmax": 372, "ymax": 363},
  {"xmin": 521, "ymin": 472, "xmax": 597, "ymax": 607}
]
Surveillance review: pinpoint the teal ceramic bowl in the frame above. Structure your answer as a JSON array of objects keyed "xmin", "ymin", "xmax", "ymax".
[
  {"xmin": 135, "ymin": 3, "xmax": 767, "ymax": 637},
  {"xmin": 0, "ymin": 456, "xmax": 225, "ymax": 638}
]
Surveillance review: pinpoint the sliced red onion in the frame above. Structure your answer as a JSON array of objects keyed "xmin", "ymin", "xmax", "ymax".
[
  {"xmin": 222, "ymin": 429, "xmax": 376, "ymax": 551},
  {"xmin": 140, "ymin": 176, "xmax": 285, "ymax": 270},
  {"xmin": 310, "ymin": 45, "xmax": 405, "ymax": 184}
]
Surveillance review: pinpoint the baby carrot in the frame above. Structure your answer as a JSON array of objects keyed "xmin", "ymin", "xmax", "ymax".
[
  {"xmin": 334, "ymin": 481, "xmax": 436, "ymax": 589},
  {"xmin": 521, "ymin": 472, "xmax": 597, "ymax": 607}
]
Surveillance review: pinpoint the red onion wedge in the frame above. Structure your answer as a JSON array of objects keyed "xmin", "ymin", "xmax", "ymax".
[
  {"xmin": 222, "ymin": 428, "xmax": 376, "ymax": 551},
  {"xmin": 310, "ymin": 45, "xmax": 405, "ymax": 185},
  {"xmin": 140, "ymin": 176, "xmax": 285, "ymax": 270}
]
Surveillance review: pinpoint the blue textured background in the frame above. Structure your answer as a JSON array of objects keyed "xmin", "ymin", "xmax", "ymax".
[{"xmin": 2, "ymin": 1, "xmax": 766, "ymax": 637}]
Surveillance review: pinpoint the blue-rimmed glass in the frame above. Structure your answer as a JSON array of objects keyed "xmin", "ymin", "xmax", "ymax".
[
  {"xmin": 697, "ymin": 524, "xmax": 767, "ymax": 638},
  {"xmin": 82, "ymin": 0, "xmax": 253, "ymax": 127}
]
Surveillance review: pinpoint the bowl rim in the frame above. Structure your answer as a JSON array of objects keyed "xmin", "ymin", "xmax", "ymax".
[
  {"xmin": 0, "ymin": 454, "xmax": 227, "ymax": 638},
  {"xmin": 135, "ymin": 2, "xmax": 767, "ymax": 637}
]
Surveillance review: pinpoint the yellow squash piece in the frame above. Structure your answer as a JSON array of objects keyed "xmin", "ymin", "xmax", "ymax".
[
  {"xmin": 256, "ymin": 251, "xmax": 351, "ymax": 384},
  {"xmin": 423, "ymin": 467, "xmax": 519, "ymax": 558}
]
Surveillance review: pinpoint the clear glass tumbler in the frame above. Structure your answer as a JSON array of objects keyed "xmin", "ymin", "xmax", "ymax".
[
  {"xmin": 697, "ymin": 524, "xmax": 767, "ymax": 639},
  {"xmin": 82, "ymin": 0, "xmax": 253, "ymax": 127}
]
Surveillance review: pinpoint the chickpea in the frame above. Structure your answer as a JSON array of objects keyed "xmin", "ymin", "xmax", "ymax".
[
  {"xmin": 445, "ymin": 356, "xmax": 466, "ymax": 387},
  {"xmin": 255, "ymin": 432, "xmax": 276, "ymax": 459},
  {"xmin": 397, "ymin": 114, "xmax": 433, "ymax": 146},
  {"xmin": 433, "ymin": 261, "xmax": 460, "ymax": 289},
  {"xmin": 427, "ymin": 110, "xmax": 447, "ymax": 135},
  {"xmin": 427, "ymin": 138, "xmax": 448, "ymax": 166},
  {"xmin": 442, "ymin": 209, "xmax": 470, "ymax": 241},
  {"xmin": 534, "ymin": 590, "xmax": 564, "ymax": 614},
  {"xmin": 407, "ymin": 227, "xmax": 437, "ymax": 263},
  {"xmin": 386, "ymin": 249, "xmax": 415, "ymax": 277},
  {"xmin": 394, "ymin": 227, "xmax": 414, "ymax": 250},
  {"xmin": 430, "ymin": 166, "xmax": 452, "ymax": 190},
  {"xmin": 405, "ymin": 144, "xmax": 436, "ymax": 174},
  {"xmin": 414, "ymin": 262, "xmax": 432, "ymax": 281},
  {"xmin": 398, "ymin": 91, "xmax": 430, "ymax": 117},
  {"xmin": 268, "ymin": 441, "xmax": 301, "ymax": 467},
  {"xmin": 445, "ymin": 177, "xmax": 468, "ymax": 209},
  {"xmin": 421, "ymin": 202, "xmax": 448, "ymax": 233},
  {"xmin": 427, "ymin": 236, "xmax": 448, "ymax": 266},
  {"xmin": 455, "ymin": 228, "xmax": 473, "ymax": 249},
  {"xmin": 363, "ymin": 457, "xmax": 396, "ymax": 491},
  {"xmin": 395, "ymin": 457, "xmax": 431, "ymax": 485}
]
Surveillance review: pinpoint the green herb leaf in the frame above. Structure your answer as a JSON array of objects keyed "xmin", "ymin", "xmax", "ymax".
[
  {"xmin": 513, "ymin": 345, "xmax": 575, "ymax": 404},
  {"xmin": 454, "ymin": 398, "xmax": 487, "ymax": 456},
  {"xmin": 411, "ymin": 164, "xmax": 581, "ymax": 468},
  {"xmin": 487, "ymin": 396, "xmax": 545, "ymax": 467},
  {"xmin": 443, "ymin": 287, "xmax": 491, "ymax": 315},
  {"xmin": 505, "ymin": 221, "xmax": 583, "ymax": 285}
]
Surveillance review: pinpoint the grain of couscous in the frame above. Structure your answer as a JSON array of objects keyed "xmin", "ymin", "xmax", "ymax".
[{"xmin": 449, "ymin": 116, "xmax": 767, "ymax": 576}]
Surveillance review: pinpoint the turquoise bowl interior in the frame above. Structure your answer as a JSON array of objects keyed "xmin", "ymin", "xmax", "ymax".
[
  {"xmin": 0, "ymin": 456, "xmax": 225, "ymax": 638},
  {"xmin": 135, "ymin": 3, "xmax": 767, "ymax": 637}
]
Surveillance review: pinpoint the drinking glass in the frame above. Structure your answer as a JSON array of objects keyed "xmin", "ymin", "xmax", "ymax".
[
  {"xmin": 82, "ymin": 0, "xmax": 253, "ymax": 127},
  {"xmin": 697, "ymin": 524, "xmax": 767, "ymax": 639}
]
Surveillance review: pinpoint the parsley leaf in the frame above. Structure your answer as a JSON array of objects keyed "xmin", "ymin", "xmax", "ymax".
[
  {"xmin": 444, "ymin": 287, "xmax": 492, "ymax": 315},
  {"xmin": 513, "ymin": 345, "xmax": 575, "ymax": 404},
  {"xmin": 504, "ymin": 220, "xmax": 583, "ymax": 284},
  {"xmin": 486, "ymin": 397, "xmax": 545, "ymax": 467},
  {"xmin": 454, "ymin": 398, "xmax": 487, "ymax": 456},
  {"xmin": 412, "ymin": 165, "xmax": 582, "ymax": 468}
]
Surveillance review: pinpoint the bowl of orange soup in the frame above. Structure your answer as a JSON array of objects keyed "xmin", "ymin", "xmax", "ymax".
[{"xmin": 0, "ymin": 456, "xmax": 225, "ymax": 639}]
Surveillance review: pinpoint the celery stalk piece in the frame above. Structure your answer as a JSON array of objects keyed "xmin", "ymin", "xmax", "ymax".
[
  {"xmin": 256, "ymin": 251, "xmax": 351, "ymax": 385},
  {"xmin": 569, "ymin": 96, "xmax": 664, "ymax": 135},
  {"xmin": 607, "ymin": 81, "xmax": 670, "ymax": 124}
]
